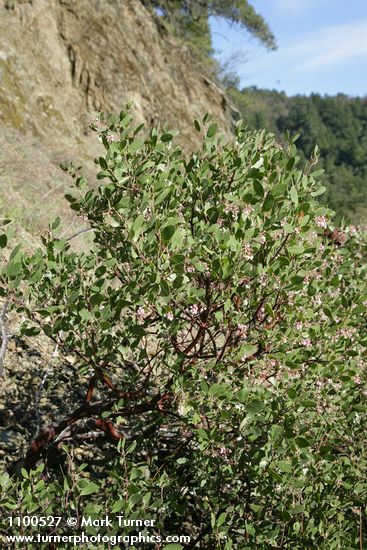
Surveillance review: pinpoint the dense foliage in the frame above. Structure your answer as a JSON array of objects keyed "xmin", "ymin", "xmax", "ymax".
[
  {"xmin": 227, "ymin": 86, "xmax": 367, "ymax": 222},
  {"xmin": 143, "ymin": 0, "xmax": 276, "ymax": 58},
  {"xmin": 1, "ymin": 109, "xmax": 367, "ymax": 548}
]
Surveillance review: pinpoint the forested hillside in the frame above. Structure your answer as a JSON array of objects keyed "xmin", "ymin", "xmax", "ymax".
[{"xmin": 227, "ymin": 86, "xmax": 367, "ymax": 222}]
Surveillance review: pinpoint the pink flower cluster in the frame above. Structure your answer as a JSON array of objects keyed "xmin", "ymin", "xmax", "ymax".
[
  {"xmin": 339, "ymin": 327, "xmax": 357, "ymax": 341},
  {"xmin": 258, "ymin": 273, "xmax": 267, "ymax": 286},
  {"xmin": 312, "ymin": 294, "xmax": 322, "ymax": 306},
  {"xmin": 237, "ymin": 323, "xmax": 248, "ymax": 339},
  {"xmin": 189, "ymin": 304, "xmax": 204, "ymax": 317},
  {"xmin": 136, "ymin": 306, "xmax": 146, "ymax": 323},
  {"xmin": 144, "ymin": 207, "xmax": 152, "ymax": 220},
  {"xmin": 301, "ymin": 337, "xmax": 312, "ymax": 348},
  {"xmin": 258, "ymin": 234, "xmax": 266, "ymax": 244},
  {"xmin": 243, "ymin": 204, "xmax": 253, "ymax": 216},
  {"xmin": 106, "ymin": 132, "xmax": 115, "ymax": 144},
  {"xmin": 307, "ymin": 230, "xmax": 318, "ymax": 242},
  {"xmin": 243, "ymin": 244, "xmax": 253, "ymax": 261},
  {"xmin": 315, "ymin": 215, "xmax": 328, "ymax": 228},
  {"xmin": 224, "ymin": 203, "xmax": 240, "ymax": 216}
]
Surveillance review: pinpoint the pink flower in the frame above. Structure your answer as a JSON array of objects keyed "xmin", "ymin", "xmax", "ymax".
[
  {"xmin": 243, "ymin": 244, "xmax": 253, "ymax": 260},
  {"xmin": 165, "ymin": 311, "xmax": 174, "ymax": 321},
  {"xmin": 189, "ymin": 304, "xmax": 199, "ymax": 316},
  {"xmin": 315, "ymin": 216, "xmax": 327, "ymax": 228},
  {"xmin": 144, "ymin": 207, "xmax": 152, "ymax": 220},
  {"xmin": 259, "ymin": 273, "xmax": 267, "ymax": 286},
  {"xmin": 136, "ymin": 306, "xmax": 146, "ymax": 323},
  {"xmin": 307, "ymin": 230, "xmax": 318, "ymax": 241},
  {"xmin": 243, "ymin": 204, "xmax": 253, "ymax": 216},
  {"xmin": 219, "ymin": 446, "xmax": 229, "ymax": 457},
  {"xmin": 301, "ymin": 338, "xmax": 312, "ymax": 348},
  {"xmin": 106, "ymin": 132, "xmax": 115, "ymax": 143},
  {"xmin": 258, "ymin": 234, "xmax": 266, "ymax": 244},
  {"xmin": 224, "ymin": 203, "xmax": 239, "ymax": 216},
  {"xmin": 236, "ymin": 324, "xmax": 248, "ymax": 338}
]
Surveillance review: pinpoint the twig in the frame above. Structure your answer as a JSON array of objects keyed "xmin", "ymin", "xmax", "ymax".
[
  {"xmin": 360, "ymin": 508, "xmax": 363, "ymax": 550},
  {"xmin": 0, "ymin": 299, "xmax": 9, "ymax": 378},
  {"xmin": 34, "ymin": 364, "xmax": 53, "ymax": 436},
  {"xmin": 65, "ymin": 227, "xmax": 94, "ymax": 241}
]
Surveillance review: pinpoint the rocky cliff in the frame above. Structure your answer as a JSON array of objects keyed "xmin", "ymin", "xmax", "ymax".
[
  {"xmin": 0, "ymin": 0, "xmax": 232, "ymax": 156},
  {"xmin": 0, "ymin": 0, "xmax": 233, "ymax": 234}
]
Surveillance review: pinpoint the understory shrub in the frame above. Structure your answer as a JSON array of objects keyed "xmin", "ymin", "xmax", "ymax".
[{"xmin": 0, "ymin": 107, "xmax": 366, "ymax": 549}]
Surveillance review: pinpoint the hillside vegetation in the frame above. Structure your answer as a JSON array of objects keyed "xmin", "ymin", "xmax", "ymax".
[
  {"xmin": 1, "ymin": 2, "xmax": 367, "ymax": 548},
  {"xmin": 227, "ymin": 87, "xmax": 367, "ymax": 222},
  {"xmin": 1, "ymin": 110, "xmax": 367, "ymax": 549},
  {"xmin": 147, "ymin": 1, "xmax": 367, "ymax": 223}
]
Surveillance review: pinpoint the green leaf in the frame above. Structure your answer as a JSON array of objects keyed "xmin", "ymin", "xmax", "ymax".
[
  {"xmin": 98, "ymin": 157, "xmax": 108, "ymax": 169},
  {"xmin": 155, "ymin": 186, "xmax": 172, "ymax": 205},
  {"xmin": 131, "ymin": 214, "xmax": 145, "ymax": 240},
  {"xmin": 129, "ymin": 139, "xmax": 144, "ymax": 153},
  {"xmin": 161, "ymin": 225, "xmax": 176, "ymax": 244},
  {"xmin": 246, "ymin": 400, "xmax": 265, "ymax": 413},
  {"xmin": 295, "ymin": 436, "xmax": 310, "ymax": 448},
  {"xmin": 80, "ymin": 482, "xmax": 100, "ymax": 496},
  {"xmin": 217, "ymin": 512, "xmax": 227, "ymax": 527},
  {"xmin": 207, "ymin": 123, "xmax": 218, "ymax": 138},
  {"xmin": 161, "ymin": 133, "xmax": 173, "ymax": 142},
  {"xmin": 263, "ymin": 193, "xmax": 275, "ymax": 211},
  {"xmin": 286, "ymin": 157, "xmax": 296, "ymax": 171},
  {"xmin": 0, "ymin": 234, "xmax": 7, "ymax": 248},
  {"xmin": 253, "ymin": 180, "xmax": 264, "ymax": 197},
  {"xmin": 239, "ymin": 344, "xmax": 257, "ymax": 358},
  {"xmin": 237, "ymin": 388, "xmax": 250, "ymax": 403},
  {"xmin": 278, "ymin": 461, "xmax": 292, "ymax": 473},
  {"xmin": 290, "ymin": 186, "xmax": 298, "ymax": 206},
  {"xmin": 9, "ymin": 243, "xmax": 22, "ymax": 262},
  {"xmin": 288, "ymin": 245, "xmax": 304, "ymax": 255},
  {"xmin": 162, "ymin": 545, "xmax": 184, "ymax": 550},
  {"xmin": 79, "ymin": 308, "xmax": 92, "ymax": 321},
  {"xmin": 300, "ymin": 400, "xmax": 317, "ymax": 409},
  {"xmin": 208, "ymin": 384, "xmax": 228, "ymax": 397},
  {"xmin": 52, "ymin": 216, "xmax": 61, "ymax": 230},
  {"xmin": 129, "ymin": 492, "xmax": 143, "ymax": 506}
]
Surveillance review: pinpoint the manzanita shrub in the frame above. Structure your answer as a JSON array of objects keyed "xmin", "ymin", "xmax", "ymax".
[{"xmin": 1, "ymin": 107, "xmax": 367, "ymax": 549}]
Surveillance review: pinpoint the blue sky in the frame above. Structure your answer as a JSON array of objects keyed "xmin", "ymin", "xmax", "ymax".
[{"xmin": 210, "ymin": 0, "xmax": 367, "ymax": 96}]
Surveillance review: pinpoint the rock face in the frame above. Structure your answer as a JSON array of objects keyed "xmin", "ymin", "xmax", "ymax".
[
  {"xmin": 0, "ymin": 0, "xmax": 233, "ymax": 236},
  {"xmin": 0, "ymin": 0, "xmax": 232, "ymax": 162}
]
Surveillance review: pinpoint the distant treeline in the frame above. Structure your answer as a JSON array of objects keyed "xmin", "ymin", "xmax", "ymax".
[
  {"xmin": 228, "ymin": 86, "xmax": 367, "ymax": 222},
  {"xmin": 145, "ymin": 1, "xmax": 367, "ymax": 222}
]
